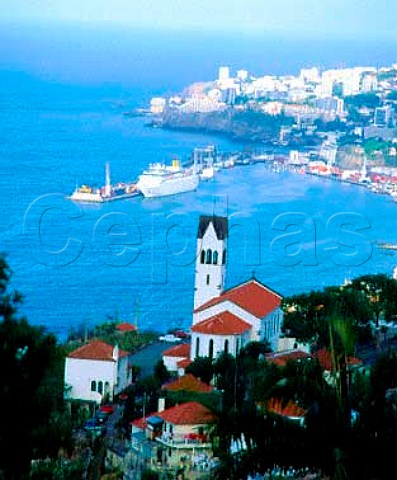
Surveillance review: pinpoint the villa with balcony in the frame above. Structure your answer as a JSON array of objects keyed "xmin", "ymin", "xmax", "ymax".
[{"xmin": 128, "ymin": 401, "xmax": 218, "ymax": 478}]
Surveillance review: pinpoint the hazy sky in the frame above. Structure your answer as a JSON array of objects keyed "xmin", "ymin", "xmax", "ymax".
[{"xmin": 1, "ymin": 0, "xmax": 396, "ymax": 38}]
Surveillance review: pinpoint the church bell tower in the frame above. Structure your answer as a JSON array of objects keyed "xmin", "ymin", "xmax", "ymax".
[{"xmin": 193, "ymin": 215, "xmax": 228, "ymax": 310}]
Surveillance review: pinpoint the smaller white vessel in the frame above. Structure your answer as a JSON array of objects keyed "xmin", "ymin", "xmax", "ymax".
[
  {"xmin": 137, "ymin": 159, "xmax": 199, "ymax": 198},
  {"xmin": 70, "ymin": 163, "xmax": 139, "ymax": 203},
  {"xmin": 199, "ymin": 166, "xmax": 214, "ymax": 181}
]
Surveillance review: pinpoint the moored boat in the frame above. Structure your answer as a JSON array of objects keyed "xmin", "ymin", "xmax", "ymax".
[{"xmin": 136, "ymin": 159, "xmax": 199, "ymax": 198}]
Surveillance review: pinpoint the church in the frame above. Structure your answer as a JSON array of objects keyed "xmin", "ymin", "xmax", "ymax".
[{"xmin": 164, "ymin": 215, "xmax": 284, "ymax": 372}]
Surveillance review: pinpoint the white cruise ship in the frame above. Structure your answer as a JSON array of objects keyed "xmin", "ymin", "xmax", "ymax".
[{"xmin": 136, "ymin": 160, "xmax": 199, "ymax": 198}]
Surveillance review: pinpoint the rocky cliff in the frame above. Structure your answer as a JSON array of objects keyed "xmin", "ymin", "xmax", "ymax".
[{"xmin": 160, "ymin": 108, "xmax": 293, "ymax": 143}]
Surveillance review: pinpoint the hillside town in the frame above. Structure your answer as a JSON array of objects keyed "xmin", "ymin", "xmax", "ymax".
[
  {"xmin": 4, "ymin": 215, "xmax": 397, "ymax": 480},
  {"xmin": 149, "ymin": 64, "xmax": 397, "ymax": 146}
]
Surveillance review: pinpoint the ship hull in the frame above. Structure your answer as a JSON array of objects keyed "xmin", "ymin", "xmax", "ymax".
[
  {"xmin": 70, "ymin": 191, "xmax": 140, "ymax": 203},
  {"xmin": 138, "ymin": 174, "xmax": 199, "ymax": 198}
]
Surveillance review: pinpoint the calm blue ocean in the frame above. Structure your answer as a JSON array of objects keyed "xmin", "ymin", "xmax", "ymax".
[{"xmin": 1, "ymin": 27, "xmax": 397, "ymax": 338}]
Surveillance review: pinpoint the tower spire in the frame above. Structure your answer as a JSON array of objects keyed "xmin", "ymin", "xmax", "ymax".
[{"xmin": 193, "ymin": 215, "xmax": 228, "ymax": 312}]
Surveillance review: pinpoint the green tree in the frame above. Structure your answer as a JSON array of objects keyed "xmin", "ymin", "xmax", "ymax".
[
  {"xmin": 0, "ymin": 257, "xmax": 70, "ymax": 479},
  {"xmin": 153, "ymin": 359, "xmax": 170, "ymax": 386},
  {"xmin": 185, "ymin": 356, "xmax": 213, "ymax": 384}
]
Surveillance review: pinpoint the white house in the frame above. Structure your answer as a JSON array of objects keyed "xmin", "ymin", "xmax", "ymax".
[
  {"xmin": 130, "ymin": 401, "xmax": 217, "ymax": 473},
  {"xmin": 64, "ymin": 340, "xmax": 132, "ymax": 404},
  {"xmin": 190, "ymin": 216, "xmax": 283, "ymax": 361},
  {"xmin": 162, "ymin": 343, "xmax": 191, "ymax": 374}
]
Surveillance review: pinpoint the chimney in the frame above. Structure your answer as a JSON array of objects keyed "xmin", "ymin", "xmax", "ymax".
[{"xmin": 158, "ymin": 397, "xmax": 165, "ymax": 412}]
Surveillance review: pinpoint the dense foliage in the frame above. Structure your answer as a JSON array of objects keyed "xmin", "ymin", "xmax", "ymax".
[{"xmin": 0, "ymin": 258, "xmax": 72, "ymax": 479}]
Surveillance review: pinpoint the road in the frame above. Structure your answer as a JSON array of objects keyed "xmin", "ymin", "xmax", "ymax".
[{"xmin": 130, "ymin": 340, "xmax": 186, "ymax": 378}]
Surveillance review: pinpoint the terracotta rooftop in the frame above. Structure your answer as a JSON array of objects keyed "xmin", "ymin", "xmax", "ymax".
[
  {"xmin": 313, "ymin": 349, "xmax": 362, "ymax": 372},
  {"xmin": 116, "ymin": 322, "xmax": 137, "ymax": 332},
  {"xmin": 67, "ymin": 340, "xmax": 129, "ymax": 362},
  {"xmin": 267, "ymin": 398, "xmax": 306, "ymax": 418},
  {"xmin": 162, "ymin": 343, "xmax": 190, "ymax": 358},
  {"xmin": 191, "ymin": 311, "xmax": 252, "ymax": 335},
  {"xmin": 266, "ymin": 350, "xmax": 311, "ymax": 367},
  {"xmin": 194, "ymin": 279, "xmax": 282, "ymax": 318},
  {"xmin": 155, "ymin": 401, "xmax": 217, "ymax": 425},
  {"xmin": 161, "ymin": 374, "xmax": 214, "ymax": 393},
  {"xmin": 177, "ymin": 358, "xmax": 193, "ymax": 369}
]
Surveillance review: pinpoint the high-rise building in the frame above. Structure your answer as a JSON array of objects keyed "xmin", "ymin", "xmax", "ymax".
[
  {"xmin": 218, "ymin": 66, "xmax": 230, "ymax": 83},
  {"xmin": 236, "ymin": 69, "xmax": 248, "ymax": 82}
]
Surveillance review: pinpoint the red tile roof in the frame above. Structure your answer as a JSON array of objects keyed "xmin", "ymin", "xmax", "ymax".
[
  {"xmin": 313, "ymin": 349, "xmax": 362, "ymax": 372},
  {"xmin": 177, "ymin": 358, "xmax": 193, "ymax": 369},
  {"xmin": 67, "ymin": 340, "xmax": 129, "ymax": 362},
  {"xmin": 116, "ymin": 322, "xmax": 137, "ymax": 332},
  {"xmin": 266, "ymin": 350, "xmax": 311, "ymax": 367},
  {"xmin": 191, "ymin": 311, "xmax": 251, "ymax": 335},
  {"xmin": 267, "ymin": 398, "xmax": 306, "ymax": 418},
  {"xmin": 194, "ymin": 279, "xmax": 282, "ymax": 318},
  {"xmin": 161, "ymin": 374, "xmax": 214, "ymax": 393},
  {"xmin": 162, "ymin": 343, "xmax": 190, "ymax": 358},
  {"xmin": 155, "ymin": 401, "xmax": 217, "ymax": 425}
]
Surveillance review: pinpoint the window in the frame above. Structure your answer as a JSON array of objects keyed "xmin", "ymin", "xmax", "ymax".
[
  {"xmin": 195, "ymin": 337, "xmax": 200, "ymax": 357},
  {"xmin": 222, "ymin": 249, "xmax": 227, "ymax": 265},
  {"xmin": 209, "ymin": 339, "xmax": 214, "ymax": 359},
  {"xmin": 224, "ymin": 339, "xmax": 229, "ymax": 354},
  {"xmin": 104, "ymin": 381, "xmax": 110, "ymax": 393},
  {"xmin": 206, "ymin": 249, "xmax": 212, "ymax": 264},
  {"xmin": 98, "ymin": 381, "xmax": 103, "ymax": 395},
  {"xmin": 236, "ymin": 338, "xmax": 240, "ymax": 355},
  {"xmin": 206, "ymin": 274, "xmax": 210, "ymax": 285},
  {"xmin": 91, "ymin": 380, "xmax": 96, "ymax": 392},
  {"xmin": 213, "ymin": 251, "xmax": 218, "ymax": 265},
  {"xmin": 200, "ymin": 249, "xmax": 206, "ymax": 264}
]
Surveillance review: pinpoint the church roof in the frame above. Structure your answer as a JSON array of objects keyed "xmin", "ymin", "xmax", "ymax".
[
  {"xmin": 197, "ymin": 215, "xmax": 228, "ymax": 240},
  {"xmin": 67, "ymin": 340, "xmax": 129, "ymax": 362},
  {"xmin": 191, "ymin": 311, "xmax": 252, "ymax": 335},
  {"xmin": 194, "ymin": 279, "xmax": 282, "ymax": 318}
]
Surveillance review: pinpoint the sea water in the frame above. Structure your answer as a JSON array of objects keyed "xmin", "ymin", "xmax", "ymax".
[{"xmin": 1, "ymin": 28, "xmax": 397, "ymax": 338}]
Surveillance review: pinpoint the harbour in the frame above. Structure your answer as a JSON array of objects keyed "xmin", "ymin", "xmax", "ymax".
[{"xmin": 3, "ymin": 90, "xmax": 397, "ymax": 339}]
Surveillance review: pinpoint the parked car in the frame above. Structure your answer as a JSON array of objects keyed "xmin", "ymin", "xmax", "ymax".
[
  {"xmin": 174, "ymin": 330, "xmax": 190, "ymax": 339},
  {"xmin": 158, "ymin": 334, "xmax": 181, "ymax": 343}
]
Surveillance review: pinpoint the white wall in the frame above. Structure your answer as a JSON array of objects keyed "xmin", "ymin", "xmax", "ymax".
[
  {"xmin": 163, "ymin": 354, "xmax": 186, "ymax": 373},
  {"xmin": 65, "ymin": 358, "xmax": 116, "ymax": 403},
  {"xmin": 194, "ymin": 222, "xmax": 227, "ymax": 310},
  {"xmin": 192, "ymin": 303, "xmax": 283, "ymax": 354},
  {"xmin": 262, "ymin": 308, "xmax": 284, "ymax": 351},
  {"xmin": 190, "ymin": 330, "xmax": 250, "ymax": 361},
  {"xmin": 65, "ymin": 355, "xmax": 131, "ymax": 403}
]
